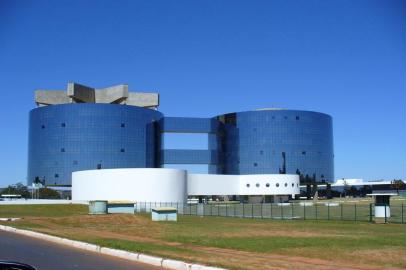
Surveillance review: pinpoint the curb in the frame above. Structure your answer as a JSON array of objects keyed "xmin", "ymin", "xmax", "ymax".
[{"xmin": 0, "ymin": 225, "xmax": 225, "ymax": 270}]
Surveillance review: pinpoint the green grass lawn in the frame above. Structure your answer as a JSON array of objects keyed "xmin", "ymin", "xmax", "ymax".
[
  {"xmin": 1, "ymin": 204, "xmax": 406, "ymax": 270},
  {"xmin": 0, "ymin": 204, "xmax": 87, "ymax": 217}
]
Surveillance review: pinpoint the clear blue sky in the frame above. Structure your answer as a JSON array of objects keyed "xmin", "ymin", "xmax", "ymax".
[{"xmin": 0, "ymin": 0, "xmax": 405, "ymax": 187}]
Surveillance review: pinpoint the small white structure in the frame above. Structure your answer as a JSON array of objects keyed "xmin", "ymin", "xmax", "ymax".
[
  {"xmin": 367, "ymin": 193, "xmax": 397, "ymax": 219},
  {"xmin": 151, "ymin": 207, "xmax": 177, "ymax": 221},
  {"xmin": 88, "ymin": 200, "xmax": 107, "ymax": 215},
  {"xmin": 0, "ymin": 194, "xmax": 22, "ymax": 201},
  {"xmin": 330, "ymin": 178, "xmax": 394, "ymax": 188},
  {"xmin": 72, "ymin": 168, "xmax": 300, "ymax": 202},
  {"xmin": 107, "ymin": 202, "xmax": 135, "ymax": 214},
  {"xmin": 333, "ymin": 179, "xmax": 364, "ymax": 186}
]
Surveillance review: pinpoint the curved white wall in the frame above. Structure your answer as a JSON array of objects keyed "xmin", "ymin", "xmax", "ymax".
[
  {"xmin": 72, "ymin": 169, "xmax": 300, "ymax": 202},
  {"xmin": 72, "ymin": 168, "xmax": 187, "ymax": 202}
]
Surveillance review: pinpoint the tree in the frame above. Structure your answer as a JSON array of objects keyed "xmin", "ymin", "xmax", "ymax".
[
  {"xmin": 360, "ymin": 185, "xmax": 372, "ymax": 197},
  {"xmin": 38, "ymin": 188, "xmax": 61, "ymax": 199},
  {"xmin": 0, "ymin": 182, "xmax": 30, "ymax": 199},
  {"xmin": 343, "ymin": 180, "xmax": 349, "ymax": 197},
  {"xmin": 391, "ymin": 179, "xmax": 404, "ymax": 195},
  {"xmin": 348, "ymin": 186, "xmax": 358, "ymax": 197}
]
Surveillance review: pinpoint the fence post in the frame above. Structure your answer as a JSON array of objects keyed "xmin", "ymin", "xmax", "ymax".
[
  {"xmin": 402, "ymin": 204, "xmax": 404, "ymax": 224},
  {"xmin": 315, "ymin": 203, "xmax": 318, "ymax": 220},
  {"xmin": 271, "ymin": 203, "xmax": 273, "ymax": 219},
  {"xmin": 341, "ymin": 204, "xmax": 343, "ymax": 220},
  {"xmin": 242, "ymin": 203, "xmax": 245, "ymax": 218},
  {"xmin": 369, "ymin": 203, "xmax": 373, "ymax": 223},
  {"xmin": 354, "ymin": 204, "xmax": 357, "ymax": 222},
  {"xmin": 303, "ymin": 203, "xmax": 306, "ymax": 220},
  {"xmin": 261, "ymin": 203, "xmax": 263, "ymax": 219},
  {"xmin": 281, "ymin": 203, "xmax": 283, "ymax": 220},
  {"xmin": 218, "ymin": 203, "xmax": 220, "ymax": 217},
  {"xmin": 291, "ymin": 203, "xmax": 294, "ymax": 219},
  {"xmin": 384, "ymin": 205, "xmax": 387, "ymax": 223},
  {"xmin": 251, "ymin": 204, "xmax": 254, "ymax": 218},
  {"xmin": 226, "ymin": 203, "xmax": 228, "ymax": 217},
  {"xmin": 210, "ymin": 203, "xmax": 213, "ymax": 216},
  {"xmin": 327, "ymin": 203, "xmax": 330, "ymax": 220}
]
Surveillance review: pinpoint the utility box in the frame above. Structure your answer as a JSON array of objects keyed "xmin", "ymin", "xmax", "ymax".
[
  {"xmin": 151, "ymin": 207, "xmax": 177, "ymax": 221},
  {"xmin": 89, "ymin": 200, "xmax": 107, "ymax": 215},
  {"xmin": 368, "ymin": 193, "xmax": 397, "ymax": 222},
  {"xmin": 107, "ymin": 201, "xmax": 135, "ymax": 214}
]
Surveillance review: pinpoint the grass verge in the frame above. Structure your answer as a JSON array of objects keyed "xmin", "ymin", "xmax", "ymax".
[{"xmin": 1, "ymin": 204, "xmax": 406, "ymax": 270}]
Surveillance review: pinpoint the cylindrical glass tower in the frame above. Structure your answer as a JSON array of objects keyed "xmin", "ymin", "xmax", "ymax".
[
  {"xmin": 27, "ymin": 104, "xmax": 163, "ymax": 186},
  {"xmin": 212, "ymin": 109, "xmax": 334, "ymax": 183}
]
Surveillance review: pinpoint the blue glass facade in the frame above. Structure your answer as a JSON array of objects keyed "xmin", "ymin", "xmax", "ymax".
[
  {"xmin": 212, "ymin": 110, "xmax": 334, "ymax": 183},
  {"xmin": 161, "ymin": 149, "xmax": 218, "ymax": 164},
  {"xmin": 161, "ymin": 117, "xmax": 218, "ymax": 133},
  {"xmin": 27, "ymin": 104, "xmax": 162, "ymax": 186},
  {"xmin": 160, "ymin": 117, "xmax": 219, "ymax": 165},
  {"xmin": 27, "ymin": 104, "xmax": 333, "ymax": 186}
]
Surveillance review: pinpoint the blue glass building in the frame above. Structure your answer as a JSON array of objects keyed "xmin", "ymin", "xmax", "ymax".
[
  {"xmin": 27, "ymin": 104, "xmax": 162, "ymax": 186},
  {"xmin": 212, "ymin": 110, "xmax": 334, "ymax": 183},
  {"xmin": 28, "ymin": 83, "xmax": 334, "ymax": 186}
]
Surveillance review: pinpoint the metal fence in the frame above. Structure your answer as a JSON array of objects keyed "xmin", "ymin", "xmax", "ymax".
[{"xmin": 134, "ymin": 202, "xmax": 405, "ymax": 224}]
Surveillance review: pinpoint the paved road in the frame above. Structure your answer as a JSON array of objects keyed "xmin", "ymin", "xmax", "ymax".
[{"xmin": 0, "ymin": 231, "xmax": 159, "ymax": 270}]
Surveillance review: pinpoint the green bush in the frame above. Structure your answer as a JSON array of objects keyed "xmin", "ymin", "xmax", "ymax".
[
  {"xmin": 0, "ymin": 182, "xmax": 30, "ymax": 198},
  {"xmin": 38, "ymin": 187, "xmax": 61, "ymax": 199}
]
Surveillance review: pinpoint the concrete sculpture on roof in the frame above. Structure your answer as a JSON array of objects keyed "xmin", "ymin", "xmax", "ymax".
[{"xmin": 35, "ymin": 82, "xmax": 159, "ymax": 109}]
